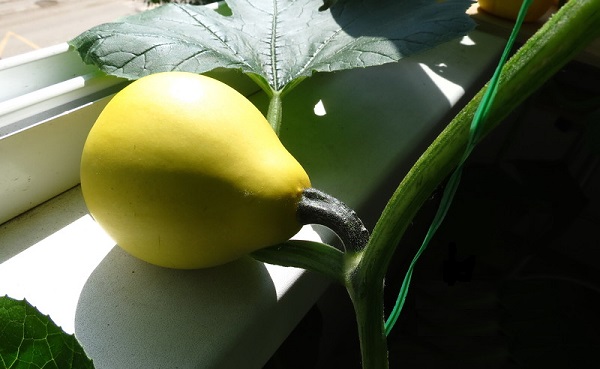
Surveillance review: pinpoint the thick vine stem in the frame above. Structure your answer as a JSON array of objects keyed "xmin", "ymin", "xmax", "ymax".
[
  {"xmin": 296, "ymin": 187, "xmax": 370, "ymax": 252},
  {"xmin": 346, "ymin": 1, "xmax": 600, "ymax": 368},
  {"xmin": 358, "ymin": 0, "xmax": 600, "ymax": 291}
]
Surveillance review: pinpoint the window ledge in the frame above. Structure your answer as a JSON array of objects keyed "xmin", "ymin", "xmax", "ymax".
[{"xmin": 0, "ymin": 30, "xmax": 505, "ymax": 368}]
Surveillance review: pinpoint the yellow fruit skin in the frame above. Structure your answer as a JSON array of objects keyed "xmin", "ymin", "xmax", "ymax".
[
  {"xmin": 478, "ymin": 0, "xmax": 554, "ymax": 22},
  {"xmin": 80, "ymin": 72, "xmax": 311, "ymax": 269}
]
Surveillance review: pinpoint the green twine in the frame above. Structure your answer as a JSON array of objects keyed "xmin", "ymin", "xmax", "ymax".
[{"xmin": 384, "ymin": 0, "xmax": 534, "ymax": 336}]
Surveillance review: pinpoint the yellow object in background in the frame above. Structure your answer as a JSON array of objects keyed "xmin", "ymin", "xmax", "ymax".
[{"xmin": 478, "ymin": 0, "xmax": 554, "ymax": 22}]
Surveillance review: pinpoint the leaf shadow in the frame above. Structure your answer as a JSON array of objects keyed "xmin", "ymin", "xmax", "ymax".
[
  {"xmin": 74, "ymin": 247, "xmax": 278, "ymax": 369},
  {"xmin": 324, "ymin": 0, "xmax": 485, "ymax": 87},
  {"xmin": 325, "ymin": 0, "xmax": 475, "ymax": 61}
]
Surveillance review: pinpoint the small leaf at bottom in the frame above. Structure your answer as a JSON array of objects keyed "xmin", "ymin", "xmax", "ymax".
[{"xmin": 0, "ymin": 296, "xmax": 94, "ymax": 369}]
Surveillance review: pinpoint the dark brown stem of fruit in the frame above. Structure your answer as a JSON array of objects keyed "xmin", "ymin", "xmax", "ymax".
[{"xmin": 296, "ymin": 188, "xmax": 369, "ymax": 252}]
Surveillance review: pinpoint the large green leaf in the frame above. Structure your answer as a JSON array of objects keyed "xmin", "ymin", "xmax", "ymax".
[
  {"xmin": 71, "ymin": 0, "xmax": 475, "ymax": 93},
  {"xmin": 0, "ymin": 296, "xmax": 94, "ymax": 369}
]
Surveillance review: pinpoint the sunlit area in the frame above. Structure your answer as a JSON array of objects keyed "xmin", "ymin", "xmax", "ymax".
[
  {"xmin": 0, "ymin": 0, "xmax": 224, "ymax": 59},
  {"xmin": 313, "ymin": 99, "xmax": 326, "ymax": 117},
  {"xmin": 0, "ymin": 0, "xmax": 145, "ymax": 58}
]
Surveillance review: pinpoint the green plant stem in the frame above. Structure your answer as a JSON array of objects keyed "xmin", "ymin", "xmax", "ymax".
[
  {"xmin": 346, "ymin": 252, "xmax": 389, "ymax": 369},
  {"xmin": 252, "ymin": 240, "xmax": 346, "ymax": 283},
  {"xmin": 267, "ymin": 90, "xmax": 284, "ymax": 135},
  {"xmin": 346, "ymin": 1, "xmax": 600, "ymax": 368}
]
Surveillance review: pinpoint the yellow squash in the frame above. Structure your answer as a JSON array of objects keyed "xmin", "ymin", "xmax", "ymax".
[
  {"xmin": 80, "ymin": 72, "xmax": 311, "ymax": 269},
  {"xmin": 477, "ymin": 0, "xmax": 554, "ymax": 22}
]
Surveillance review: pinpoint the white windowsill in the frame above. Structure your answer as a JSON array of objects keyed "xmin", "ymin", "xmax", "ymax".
[{"xmin": 0, "ymin": 30, "xmax": 505, "ymax": 368}]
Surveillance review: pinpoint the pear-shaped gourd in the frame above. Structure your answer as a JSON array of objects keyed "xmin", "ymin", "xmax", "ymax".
[{"xmin": 80, "ymin": 72, "xmax": 311, "ymax": 269}]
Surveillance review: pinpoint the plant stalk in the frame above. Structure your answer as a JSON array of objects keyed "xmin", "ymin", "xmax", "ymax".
[
  {"xmin": 252, "ymin": 240, "xmax": 346, "ymax": 284},
  {"xmin": 347, "ymin": 1, "xmax": 600, "ymax": 367},
  {"xmin": 267, "ymin": 90, "xmax": 284, "ymax": 135},
  {"xmin": 346, "ymin": 255, "xmax": 389, "ymax": 369}
]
